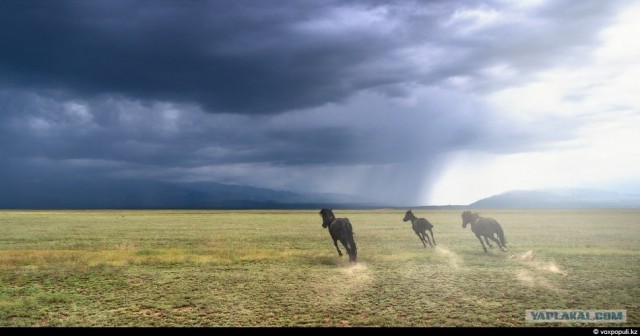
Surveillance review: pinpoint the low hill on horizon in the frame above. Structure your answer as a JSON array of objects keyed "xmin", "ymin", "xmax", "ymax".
[{"xmin": 469, "ymin": 188, "xmax": 640, "ymax": 209}]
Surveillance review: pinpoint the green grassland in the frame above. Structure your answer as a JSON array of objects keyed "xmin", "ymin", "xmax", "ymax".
[{"xmin": 0, "ymin": 209, "xmax": 638, "ymax": 327}]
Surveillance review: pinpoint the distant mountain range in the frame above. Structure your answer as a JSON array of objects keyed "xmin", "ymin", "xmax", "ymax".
[
  {"xmin": 2, "ymin": 178, "xmax": 639, "ymax": 209},
  {"xmin": 469, "ymin": 188, "xmax": 640, "ymax": 209},
  {"xmin": 0, "ymin": 178, "xmax": 380, "ymax": 209}
]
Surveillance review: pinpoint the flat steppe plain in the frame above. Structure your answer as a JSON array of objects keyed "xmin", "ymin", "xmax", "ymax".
[{"xmin": 0, "ymin": 209, "xmax": 637, "ymax": 326}]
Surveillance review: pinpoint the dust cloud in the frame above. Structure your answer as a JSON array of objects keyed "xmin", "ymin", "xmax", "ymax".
[
  {"xmin": 513, "ymin": 250, "xmax": 567, "ymax": 292},
  {"xmin": 514, "ymin": 250, "xmax": 567, "ymax": 276},
  {"xmin": 435, "ymin": 246, "xmax": 463, "ymax": 269}
]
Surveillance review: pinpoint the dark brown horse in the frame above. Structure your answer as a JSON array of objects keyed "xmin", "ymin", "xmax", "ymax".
[
  {"xmin": 461, "ymin": 211, "xmax": 507, "ymax": 253},
  {"xmin": 402, "ymin": 209, "xmax": 436, "ymax": 248},
  {"xmin": 319, "ymin": 208, "xmax": 357, "ymax": 262}
]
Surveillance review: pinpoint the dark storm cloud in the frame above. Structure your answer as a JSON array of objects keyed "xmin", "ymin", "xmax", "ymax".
[
  {"xmin": 0, "ymin": 0, "xmax": 408, "ymax": 114},
  {"xmin": 0, "ymin": 88, "xmax": 484, "ymax": 203},
  {"xmin": 0, "ymin": 0, "xmax": 624, "ymax": 115},
  {"xmin": 0, "ymin": 0, "xmax": 631, "ymax": 205}
]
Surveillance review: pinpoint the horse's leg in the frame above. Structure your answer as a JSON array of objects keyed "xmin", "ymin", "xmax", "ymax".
[
  {"xmin": 423, "ymin": 231, "xmax": 433, "ymax": 247},
  {"xmin": 428, "ymin": 229, "xmax": 436, "ymax": 246},
  {"xmin": 476, "ymin": 234, "xmax": 488, "ymax": 253},
  {"xmin": 339, "ymin": 237, "xmax": 355, "ymax": 262},
  {"xmin": 416, "ymin": 232, "xmax": 426, "ymax": 248},
  {"xmin": 487, "ymin": 235, "xmax": 507, "ymax": 252},
  {"xmin": 333, "ymin": 238, "xmax": 343, "ymax": 257},
  {"xmin": 484, "ymin": 236, "xmax": 494, "ymax": 249}
]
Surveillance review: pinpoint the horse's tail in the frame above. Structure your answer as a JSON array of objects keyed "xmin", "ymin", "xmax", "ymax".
[
  {"xmin": 495, "ymin": 223, "xmax": 507, "ymax": 249},
  {"xmin": 345, "ymin": 221, "xmax": 357, "ymax": 261}
]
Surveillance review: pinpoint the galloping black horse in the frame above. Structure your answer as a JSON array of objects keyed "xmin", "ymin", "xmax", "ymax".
[
  {"xmin": 402, "ymin": 209, "xmax": 436, "ymax": 248},
  {"xmin": 319, "ymin": 208, "xmax": 357, "ymax": 262},
  {"xmin": 461, "ymin": 211, "xmax": 507, "ymax": 253}
]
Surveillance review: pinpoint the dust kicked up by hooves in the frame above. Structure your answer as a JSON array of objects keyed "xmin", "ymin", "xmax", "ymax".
[
  {"xmin": 512, "ymin": 250, "xmax": 568, "ymax": 276},
  {"xmin": 435, "ymin": 246, "xmax": 462, "ymax": 269}
]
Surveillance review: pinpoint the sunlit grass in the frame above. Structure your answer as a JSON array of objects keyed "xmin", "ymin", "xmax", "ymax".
[{"xmin": 0, "ymin": 209, "xmax": 638, "ymax": 326}]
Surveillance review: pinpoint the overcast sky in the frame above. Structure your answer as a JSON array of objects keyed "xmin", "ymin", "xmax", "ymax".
[{"xmin": 1, "ymin": 0, "xmax": 638, "ymax": 206}]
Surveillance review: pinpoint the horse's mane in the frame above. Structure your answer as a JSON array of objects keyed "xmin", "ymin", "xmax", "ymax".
[
  {"xmin": 320, "ymin": 208, "xmax": 337, "ymax": 228},
  {"xmin": 464, "ymin": 211, "xmax": 480, "ymax": 218},
  {"xmin": 321, "ymin": 208, "xmax": 335, "ymax": 219}
]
